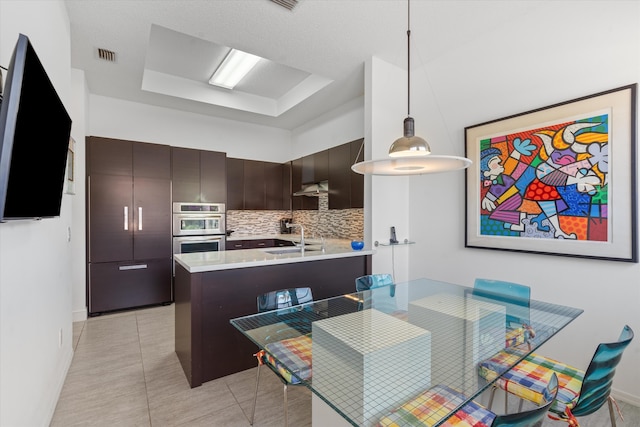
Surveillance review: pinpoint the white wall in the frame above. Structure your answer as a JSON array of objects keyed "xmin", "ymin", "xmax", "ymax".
[
  {"xmin": 89, "ymin": 94, "xmax": 292, "ymax": 162},
  {"xmin": 290, "ymin": 96, "xmax": 364, "ymax": 159},
  {"xmin": 365, "ymin": 57, "xmax": 412, "ymax": 284},
  {"xmin": 399, "ymin": 1, "xmax": 640, "ymax": 404},
  {"xmin": 70, "ymin": 68, "xmax": 88, "ymax": 322},
  {"xmin": 0, "ymin": 1, "xmax": 76, "ymax": 425}
]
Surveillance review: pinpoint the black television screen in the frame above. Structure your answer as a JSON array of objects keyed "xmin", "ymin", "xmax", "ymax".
[{"xmin": 0, "ymin": 33, "xmax": 72, "ymax": 221}]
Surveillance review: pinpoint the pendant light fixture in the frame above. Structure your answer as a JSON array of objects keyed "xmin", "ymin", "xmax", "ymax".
[{"xmin": 351, "ymin": 0, "xmax": 472, "ymax": 175}]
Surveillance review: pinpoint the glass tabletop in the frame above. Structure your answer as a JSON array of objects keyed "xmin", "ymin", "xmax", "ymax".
[{"xmin": 230, "ymin": 277, "xmax": 583, "ymax": 427}]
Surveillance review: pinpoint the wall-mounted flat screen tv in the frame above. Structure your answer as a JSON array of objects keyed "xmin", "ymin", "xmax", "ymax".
[{"xmin": 0, "ymin": 33, "xmax": 72, "ymax": 221}]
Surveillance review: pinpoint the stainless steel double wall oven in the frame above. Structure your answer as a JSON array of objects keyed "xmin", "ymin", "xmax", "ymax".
[{"xmin": 172, "ymin": 202, "xmax": 225, "ymax": 254}]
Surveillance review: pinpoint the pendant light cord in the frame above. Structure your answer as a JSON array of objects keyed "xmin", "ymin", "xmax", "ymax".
[{"xmin": 406, "ymin": 0, "xmax": 411, "ymax": 117}]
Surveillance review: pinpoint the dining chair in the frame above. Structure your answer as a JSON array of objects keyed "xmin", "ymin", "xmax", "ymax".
[
  {"xmin": 473, "ymin": 278, "xmax": 531, "ymax": 329},
  {"xmin": 478, "ymin": 324, "xmax": 634, "ymax": 427},
  {"xmin": 355, "ymin": 274, "xmax": 397, "ymax": 314},
  {"xmin": 250, "ymin": 287, "xmax": 314, "ymax": 427},
  {"xmin": 377, "ymin": 373, "xmax": 558, "ymax": 427},
  {"xmin": 473, "ymin": 278, "xmax": 535, "ymax": 350},
  {"xmin": 355, "ymin": 273, "xmax": 394, "ymax": 292}
]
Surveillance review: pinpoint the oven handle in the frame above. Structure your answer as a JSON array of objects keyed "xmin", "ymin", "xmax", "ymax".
[{"xmin": 175, "ymin": 236, "xmax": 224, "ymax": 243}]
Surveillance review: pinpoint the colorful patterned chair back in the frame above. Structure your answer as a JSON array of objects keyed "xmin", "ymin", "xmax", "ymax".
[
  {"xmin": 570, "ymin": 324, "xmax": 634, "ymax": 417},
  {"xmin": 376, "ymin": 373, "xmax": 558, "ymax": 427},
  {"xmin": 491, "ymin": 372, "xmax": 558, "ymax": 427}
]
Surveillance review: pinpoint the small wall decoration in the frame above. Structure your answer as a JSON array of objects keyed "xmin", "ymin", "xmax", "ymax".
[
  {"xmin": 465, "ymin": 84, "xmax": 637, "ymax": 262},
  {"xmin": 65, "ymin": 137, "xmax": 75, "ymax": 195}
]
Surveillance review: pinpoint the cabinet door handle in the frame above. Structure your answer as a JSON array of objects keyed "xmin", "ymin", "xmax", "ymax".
[
  {"xmin": 119, "ymin": 264, "xmax": 148, "ymax": 271},
  {"xmin": 138, "ymin": 207, "xmax": 143, "ymax": 230},
  {"xmin": 124, "ymin": 206, "xmax": 128, "ymax": 230},
  {"xmin": 257, "ymin": 242, "xmax": 266, "ymax": 246}
]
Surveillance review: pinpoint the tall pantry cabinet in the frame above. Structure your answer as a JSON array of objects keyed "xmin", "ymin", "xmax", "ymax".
[{"xmin": 86, "ymin": 137, "xmax": 172, "ymax": 315}]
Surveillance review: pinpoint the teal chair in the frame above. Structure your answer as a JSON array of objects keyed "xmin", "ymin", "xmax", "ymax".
[
  {"xmin": 250, "ymin": 287, "xmax": 314, "ymax": 427},
  {"xmin": 377, "ymin": 373, "xmax": 558, "ymax": 427},
  {"xmin": 355, "ymin": 274, "xmax": 396, "ymax": 313},
  {"xmin": 473, "ymin": 278, "xmax": 532, "ymax": 330},
  {"xmin": 355, "ymin": 273, "xmax": 394, "ymax": 292},
  {"xmin": 479, "ymin": 325, "xmax": 634, "ymax": 427}
]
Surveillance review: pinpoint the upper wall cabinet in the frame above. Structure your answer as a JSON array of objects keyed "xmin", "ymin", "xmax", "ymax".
[
  {"xmin": 328, "ymin": 138, "xmax": 364, "ymax": 209},
  {"xmin": 301, "ymin": 150, "xmax": 329, "ymax": 184},
  {"xmin": 281, "ymin": 162, "xmax": 292, "ymax": 211},
  {"xmin": 350, "ymin": 138, "xmax": 364, "ymax": 209},
  {"xmin": 264, "ymin": 161, "xmax": 286, "ymax": 210},
  {"xmin": 328, "ymin": 143, "xmax": 351, "ymax": 209},
  {"xmin": 226, "ymin": 157, "xmax": 244, "ymax": 210},
  {"xmin": 171, "ymin": 147, "xmax": 226, "ymax": 204},
  {"xmin": 291, "ymin": 140, "xmax": 363, "ymax": 210},
  {"xmin": 243, "ymin": 159, "xmax": 266, "ymax": 210},
  {"xmin": 227, "ymin": 158, "xmax": 288, "ymax": 210}
]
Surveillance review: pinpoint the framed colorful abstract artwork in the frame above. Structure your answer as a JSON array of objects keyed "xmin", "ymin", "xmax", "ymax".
[{"xmin": 465, "ymin": 84, "xmax": 637, "ymax": 262}]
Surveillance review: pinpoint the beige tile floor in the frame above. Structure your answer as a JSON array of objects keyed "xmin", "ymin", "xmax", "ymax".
[
  {"xmin": 52, "ymin": 303, "xmax": 638, "ymax": 426},
  {"xmin": 51, "ymin": 304, "xmax": 311, "ymax": 427}
]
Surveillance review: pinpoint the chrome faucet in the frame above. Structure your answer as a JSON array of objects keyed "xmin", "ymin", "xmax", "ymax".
[{"xmin": 286, "ymin": 223, "xmax": 305, "ymax": 247}]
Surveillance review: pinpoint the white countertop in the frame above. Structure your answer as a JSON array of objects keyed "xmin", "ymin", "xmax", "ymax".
[{"xmin": 174, "ymin": 237, "xmax": 374, "ymax": 273}]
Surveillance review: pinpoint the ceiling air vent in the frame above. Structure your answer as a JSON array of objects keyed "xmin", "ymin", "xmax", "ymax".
[
  {"xmin": 269, "ymin": 0, "xmax": 298, "ymax": 11},
  {"xmin": 97, "ymin": 48, "xmax": 116, "ymax": 62}
]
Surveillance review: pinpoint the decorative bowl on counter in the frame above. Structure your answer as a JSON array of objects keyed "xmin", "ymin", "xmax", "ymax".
[{"xmin": 351, "ymin": 240, "xmax": 365, "ymax": 251}]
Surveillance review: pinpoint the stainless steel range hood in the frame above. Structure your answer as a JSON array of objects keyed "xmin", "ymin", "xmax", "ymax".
[{"xmin": 293, "ymin": 180, "xmax": 329, "ymax": 197}]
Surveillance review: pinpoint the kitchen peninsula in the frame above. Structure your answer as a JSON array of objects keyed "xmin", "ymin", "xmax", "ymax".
[{"xmin": 174, "ymin": 238, "xmax": 373, "ymax": 387}]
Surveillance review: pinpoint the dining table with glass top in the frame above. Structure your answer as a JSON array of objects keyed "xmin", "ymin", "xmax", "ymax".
[{"xmin": 229, "ymin": 277, "xmax": 583, "ymax": 427}]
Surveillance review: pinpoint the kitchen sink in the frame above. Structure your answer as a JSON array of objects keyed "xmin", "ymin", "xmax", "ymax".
[{"xmin": 263, "ymin": 246, "xmax": 322, "ymax": 255}]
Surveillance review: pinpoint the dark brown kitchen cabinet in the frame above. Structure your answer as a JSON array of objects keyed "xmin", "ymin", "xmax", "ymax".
[
  {"xmin": 200, "ymin": 150, "xmax": 227, "ymax": 203},
  {"xmin": 282, "ymin": 162, "xmax": 291, "ymax": 211},
  {"xmin": 226, "ymin": 240, "xmax": 251, "ymax": 250},
  {"xmin": 350, "ymin": 138, "xmax": 364, "ymax": 208},
  {"xmin": 243, "ymin": 159, "xmax": 265, "ymax": 209},
  {"xmin": 171, "ymin": 147, "xmax": 199, "ymax": 202},
  {"xmin": 227, "ymin": 158, "xmax": 288, "ymax": 210},
  {"xmin": 265, "ymin": 161, "xmax": 284, "ymax": 210},
  {"xmin": 328, "ymin": 142, "xmax": 351, "ymax": 209},
  {"xmin": 86, "ymin": 136, "xmax": 172, "ymax": 316},
  {"xmin": 327, "ymin": 139, "xmax": 364, "ymax": 209},
  {"xmin": 226, "ymin": 157, "xmax": 244, "ymax": 210},
  {"xmin": 301, "ymin": 150, "xmax": 328, "ymax": 184},
  {"xmin": 88, "ymin": 259, "xmax": 171, "ymax": 314},
  {"xmin": 226, "ymin": 238, "xmax": 295, "ymax": 250},
  {"xmin": 226, "ymin": 239, "xmax": 273, "ymax": 250},
  {"xmin": 171, "ymin": 147, "xmax": 226, "ymax": 204}
]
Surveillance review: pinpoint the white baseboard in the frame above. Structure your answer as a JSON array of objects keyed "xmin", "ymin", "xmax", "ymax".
[
  {"xmin": 72, "ymin": 307, "xmax": 87, "ymax": 322},
  {"xmin": 44, "ymin": 343, "xmax": 74, "ymax": 425},
  {"xmin": 612, "ymin": 387, "xmax": 640, "ymax": 407}
]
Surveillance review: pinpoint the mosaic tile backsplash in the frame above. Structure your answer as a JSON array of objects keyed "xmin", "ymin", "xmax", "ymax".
[{"xmin": 227, "ymin": 194, "xmax": 364, "ymax": 240}]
